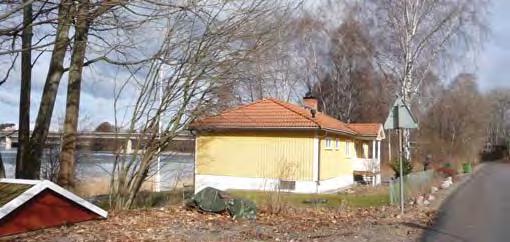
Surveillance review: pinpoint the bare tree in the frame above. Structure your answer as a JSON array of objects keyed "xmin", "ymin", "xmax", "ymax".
[
  {"xmin": 18, "ymin": 0, "xmax": 75, "ymax": 179},
  {"xmin": 220, "ymin": 2, "xmax": 305, "ymax": 107},
  {"xmin": 0, "ymin": 154, "xmax": 4, "ymax": 178},
  {"xmin": 109, "ymin": 0, "xmax": 296, "ymax": 209},
  {"xmin": 362, "ymin": 0, "xmax": 489, "ymax": 160},
  {"xmin": 366, "ymin": 0, "xmax": 488, "ymax": 101},
  {"xmin": 311, "ymin": 12, "xmax": 395, "ymax": 123},
  {"xmin": 4, "ymin": 0, "xmax": 124, "ymax": 181},
  {"xmin": 15, "ymin": 0, "xmax": 33, "ymax": 179},
  {"xmin": 57, "ymin": 0, "xmax": 92, "ymax": 188},
  {"xmin": 418, "ymin": 74, "xmax": 489, "ymax": 164},
  {"xmin": 487, "ymin": 89, "xmax": 510, "ymax": 147}
]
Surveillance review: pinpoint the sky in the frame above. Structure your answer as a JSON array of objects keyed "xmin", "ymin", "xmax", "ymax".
[
  {"xmin": 0, "ymin": 0, "xmax": 509, "ymax": 129},
  {"xmin": 477, "ymin": 0, "xmax": 510, "ymax": 91}
]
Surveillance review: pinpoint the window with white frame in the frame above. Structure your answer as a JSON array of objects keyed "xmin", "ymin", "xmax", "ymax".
[
  {"xmin": 345, "ymin": 141, "xmax": 351, "ymax": 157},
  {"xmin": 325, "ymin": 138, "xmax": 333, "ymax": 149},
  {"xmin": 335, "ymin": 138, "xmax": 340, "ymax": 149}
]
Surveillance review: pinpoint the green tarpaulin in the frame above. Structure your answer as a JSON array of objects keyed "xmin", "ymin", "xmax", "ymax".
[{"xmin": 187, "ymin": 187, "xmax": 257, "ymax": 220}]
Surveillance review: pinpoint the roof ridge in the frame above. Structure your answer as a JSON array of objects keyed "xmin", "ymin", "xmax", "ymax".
[
  {"xmin": 195, "ymin": 99, "xmax": 269, "ymax": 121},
  {"xmin": 266, "ymin": 98, "xmax": 321, "ymax": 128},
  {"xmin": 267, "ymin": 98, "xmax": 361, "ymax": 134}
]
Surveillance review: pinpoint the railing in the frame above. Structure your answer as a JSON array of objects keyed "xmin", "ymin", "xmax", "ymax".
[
  {"xmin": 389, "ymin": 170, "xmax": 436, "ymax": 205},
  {"xmin": 352, "ymin": 158, "xmax": 380, "ymax": 172}
]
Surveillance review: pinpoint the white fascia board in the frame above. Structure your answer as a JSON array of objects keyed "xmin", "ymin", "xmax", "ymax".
[
  {"xmin": 0, "ymin": 179, "xmax": 108, "ymax": 220},
  {"xmin": 0, "ymin": 181, "xmax": 46, "ymax": 220}
]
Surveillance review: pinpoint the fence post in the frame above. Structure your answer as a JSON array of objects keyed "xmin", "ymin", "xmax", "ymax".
[{"xmin": 389, "ymin": 179, "xmax": 394, "ymax": 204}]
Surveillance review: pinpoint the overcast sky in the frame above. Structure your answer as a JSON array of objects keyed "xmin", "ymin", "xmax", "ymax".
[
  {"xmin": 0, "ymin": 0, "xmax": 509, "ymax": 128},
  {"xmin": 478, "ymin": 0, "xmax": 510, "ymax": 91}
]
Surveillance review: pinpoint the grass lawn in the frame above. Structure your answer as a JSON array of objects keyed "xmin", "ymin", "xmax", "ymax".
[
  {"xmin": 93, "ymin": 189, "xmax": 194, "ymax": 210},
  {"xmin": 229, "ymin": 186, "xmax": 390, "ymax": 208}
]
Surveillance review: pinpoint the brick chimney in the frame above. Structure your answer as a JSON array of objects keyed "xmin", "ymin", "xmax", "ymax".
[{"xmin": 303, "ymin": 92, "xmax": 318, "ymax": 115}]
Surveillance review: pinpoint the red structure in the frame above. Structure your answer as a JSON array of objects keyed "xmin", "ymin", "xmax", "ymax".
[{"xmin": 0, "ymin": 179, "xmax": 107, "ymax": 237}]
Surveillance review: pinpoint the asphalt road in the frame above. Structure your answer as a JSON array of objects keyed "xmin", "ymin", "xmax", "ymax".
[{"xmin": 422, "ymin": 162, "xmax": 510, "ymax": 242}]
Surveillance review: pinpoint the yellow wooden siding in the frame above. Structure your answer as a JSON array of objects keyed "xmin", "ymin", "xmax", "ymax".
[
  {"xmin": 319, "ymin": 134, "xmax": 356, "ymax": 180},
  {"xmin": 196, "ymin": 131, "xmax": 314, "ymax": 180}
]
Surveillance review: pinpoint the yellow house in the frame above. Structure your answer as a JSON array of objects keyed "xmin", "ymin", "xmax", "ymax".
[{"xmin": 190, "ymin": 96, "xmax": 385, "ymax": 193}]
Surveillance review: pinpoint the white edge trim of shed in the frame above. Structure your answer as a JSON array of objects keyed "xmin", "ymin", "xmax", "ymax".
[{"xmin": 0, "ymin": 179, "xmax": 108, "ymax": 220}]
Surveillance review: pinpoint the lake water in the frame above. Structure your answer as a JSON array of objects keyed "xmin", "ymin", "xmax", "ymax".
[{"xmin": 1, "ymin": 149, "xmax": 194, "ymax": 192}]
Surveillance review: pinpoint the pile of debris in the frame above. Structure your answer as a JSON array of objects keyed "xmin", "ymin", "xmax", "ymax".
[{"xmin": 185, "ymin": 187, "xmax": 256, "ymax": 220}]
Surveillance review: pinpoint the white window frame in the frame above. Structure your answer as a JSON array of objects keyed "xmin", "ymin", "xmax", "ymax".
[
  {"xmin": 325, "ymin": 137, "xmax": 333, "ymax": 149},
  {"xmin": 335, "ymin": 138, "xmax": 340, "ymax": 149}
]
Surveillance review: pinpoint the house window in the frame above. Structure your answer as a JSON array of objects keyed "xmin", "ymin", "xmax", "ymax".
[
  {"xmin": 335, "ymin": 138, "xmax": 340, "ymax": 149},
  {"xmin": 345, "ymin": 141, "xmax": 351, "ymax": 157},
  {"xmin": 279, "ymin": 180, "xmax": 296, "ymax": 190},
  {"xmin": 325, "ymin": 138, "xmax": 333, "ymax": 149}
]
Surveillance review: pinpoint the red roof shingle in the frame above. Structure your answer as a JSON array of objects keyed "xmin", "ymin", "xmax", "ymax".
[
  {"xmin": 191, "ymin": 98, "xmax": 382, "ymax": 137},
  {"xmin": 346, "ymin": 123, "xmax": 383, "ymax": 137}
]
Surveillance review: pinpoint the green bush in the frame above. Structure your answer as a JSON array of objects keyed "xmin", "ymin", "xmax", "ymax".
[{"xmin": 390, "ymin": 158, "xmax": 413, "ymax": 178}]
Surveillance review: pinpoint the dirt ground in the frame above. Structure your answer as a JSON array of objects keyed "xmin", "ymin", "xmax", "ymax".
[
  {"xmin": 3, "ymin": 204, "xmax": 439, "ymax": 242},
  {"xmin": 3, "ymin": 174, "xmax": 469, "ymax": 242}
]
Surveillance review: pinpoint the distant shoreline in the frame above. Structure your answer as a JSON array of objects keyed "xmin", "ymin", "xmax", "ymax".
[{"xmin": 0, "ymin": 149, "xmax": 192, "ymax": 156}]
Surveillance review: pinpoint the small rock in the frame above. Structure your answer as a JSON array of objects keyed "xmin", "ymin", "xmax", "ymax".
[
  {"xmin": 431, "ymin": 186, "xmax": 439, "ymax": 193},
  {"xmin": 416, "ymin": 195, "xmax": 424, "ymax": 206},
  {"xmin": 409, "ymin": 201, "xmax": 415, "ymax": 206},
  {"xmin": 428, "ymin": 194, "xmax": 435, "ymax": 201},
  {"xmin": 423, "ymin": 200, "xmax": 430, "ymax": 206},
  {"xmin": 345, "ymin": 189, "xmax": 355, "ymax": 194},
  {"xmin": 440, "ymin": 181, "xmax": 450, "ymax": 189}
]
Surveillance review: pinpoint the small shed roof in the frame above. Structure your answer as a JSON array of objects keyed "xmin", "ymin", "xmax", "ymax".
[
  {"xmin": 0, "ymin": 179, "xmax": 108, "ymax": 221},
  {"xmin": 0, "ymin": 183, "xmax": 33, "ymax": 207}
]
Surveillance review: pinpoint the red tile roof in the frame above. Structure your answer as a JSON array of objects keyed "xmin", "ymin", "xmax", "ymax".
[
  {"xmin": 346, "ymin": 123, "xmax": 383, "ymax": 137},
  {"xmin": 191, "ymin": 98, "xmax": 382, "ymax": 137}
]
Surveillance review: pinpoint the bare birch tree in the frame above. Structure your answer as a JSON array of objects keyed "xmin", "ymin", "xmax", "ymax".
[{"xmin": 362, "ymin": 0, "xmax": 489, "ymax": 160}]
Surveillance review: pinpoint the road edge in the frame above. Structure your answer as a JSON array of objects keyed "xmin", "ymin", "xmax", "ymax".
[{"xmin": 429, "ymin": 162, "xmax": 487, "ymax": 211}]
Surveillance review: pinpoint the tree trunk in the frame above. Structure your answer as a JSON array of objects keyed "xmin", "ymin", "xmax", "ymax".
[
  {"xmin": 57, "ymin": 0, "xmax": 90, "ymax": 188},
  {"xmin": 20, "ymin": 0, "xmax": 74, "ymax": 179},
  {"xmin": 15, "ymin": 0, "xmax": 33, "ymax": 179},
  {"xmin": 0, "ymin": 152, "xmax": 5, "ymax": 178}
]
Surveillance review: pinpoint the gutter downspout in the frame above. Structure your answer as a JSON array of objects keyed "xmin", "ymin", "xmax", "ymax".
[
  {"xmin": 316, "ymin": 130, "xmax": 328, "ymax": 193},
  {"xmin": 190, "ymin": 129, "xmax": 197, "ymax": 193},
  {"xmin": 316, "ymin": 132, "xmax": 321, "ymax": 193}
]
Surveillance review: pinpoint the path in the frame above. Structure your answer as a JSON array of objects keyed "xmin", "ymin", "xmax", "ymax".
[{"xmin": 423, "ymin": 162, "xmax": 510, "ymax": 242}]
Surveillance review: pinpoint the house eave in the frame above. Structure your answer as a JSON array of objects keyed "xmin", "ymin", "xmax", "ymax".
[
  {"xmin": 190, "ymin": 126, "xmax": 320, "ymax": 133},
  {"xmin": 321, "ymin": 128, "xmax": 357, "ymax": 137}
]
